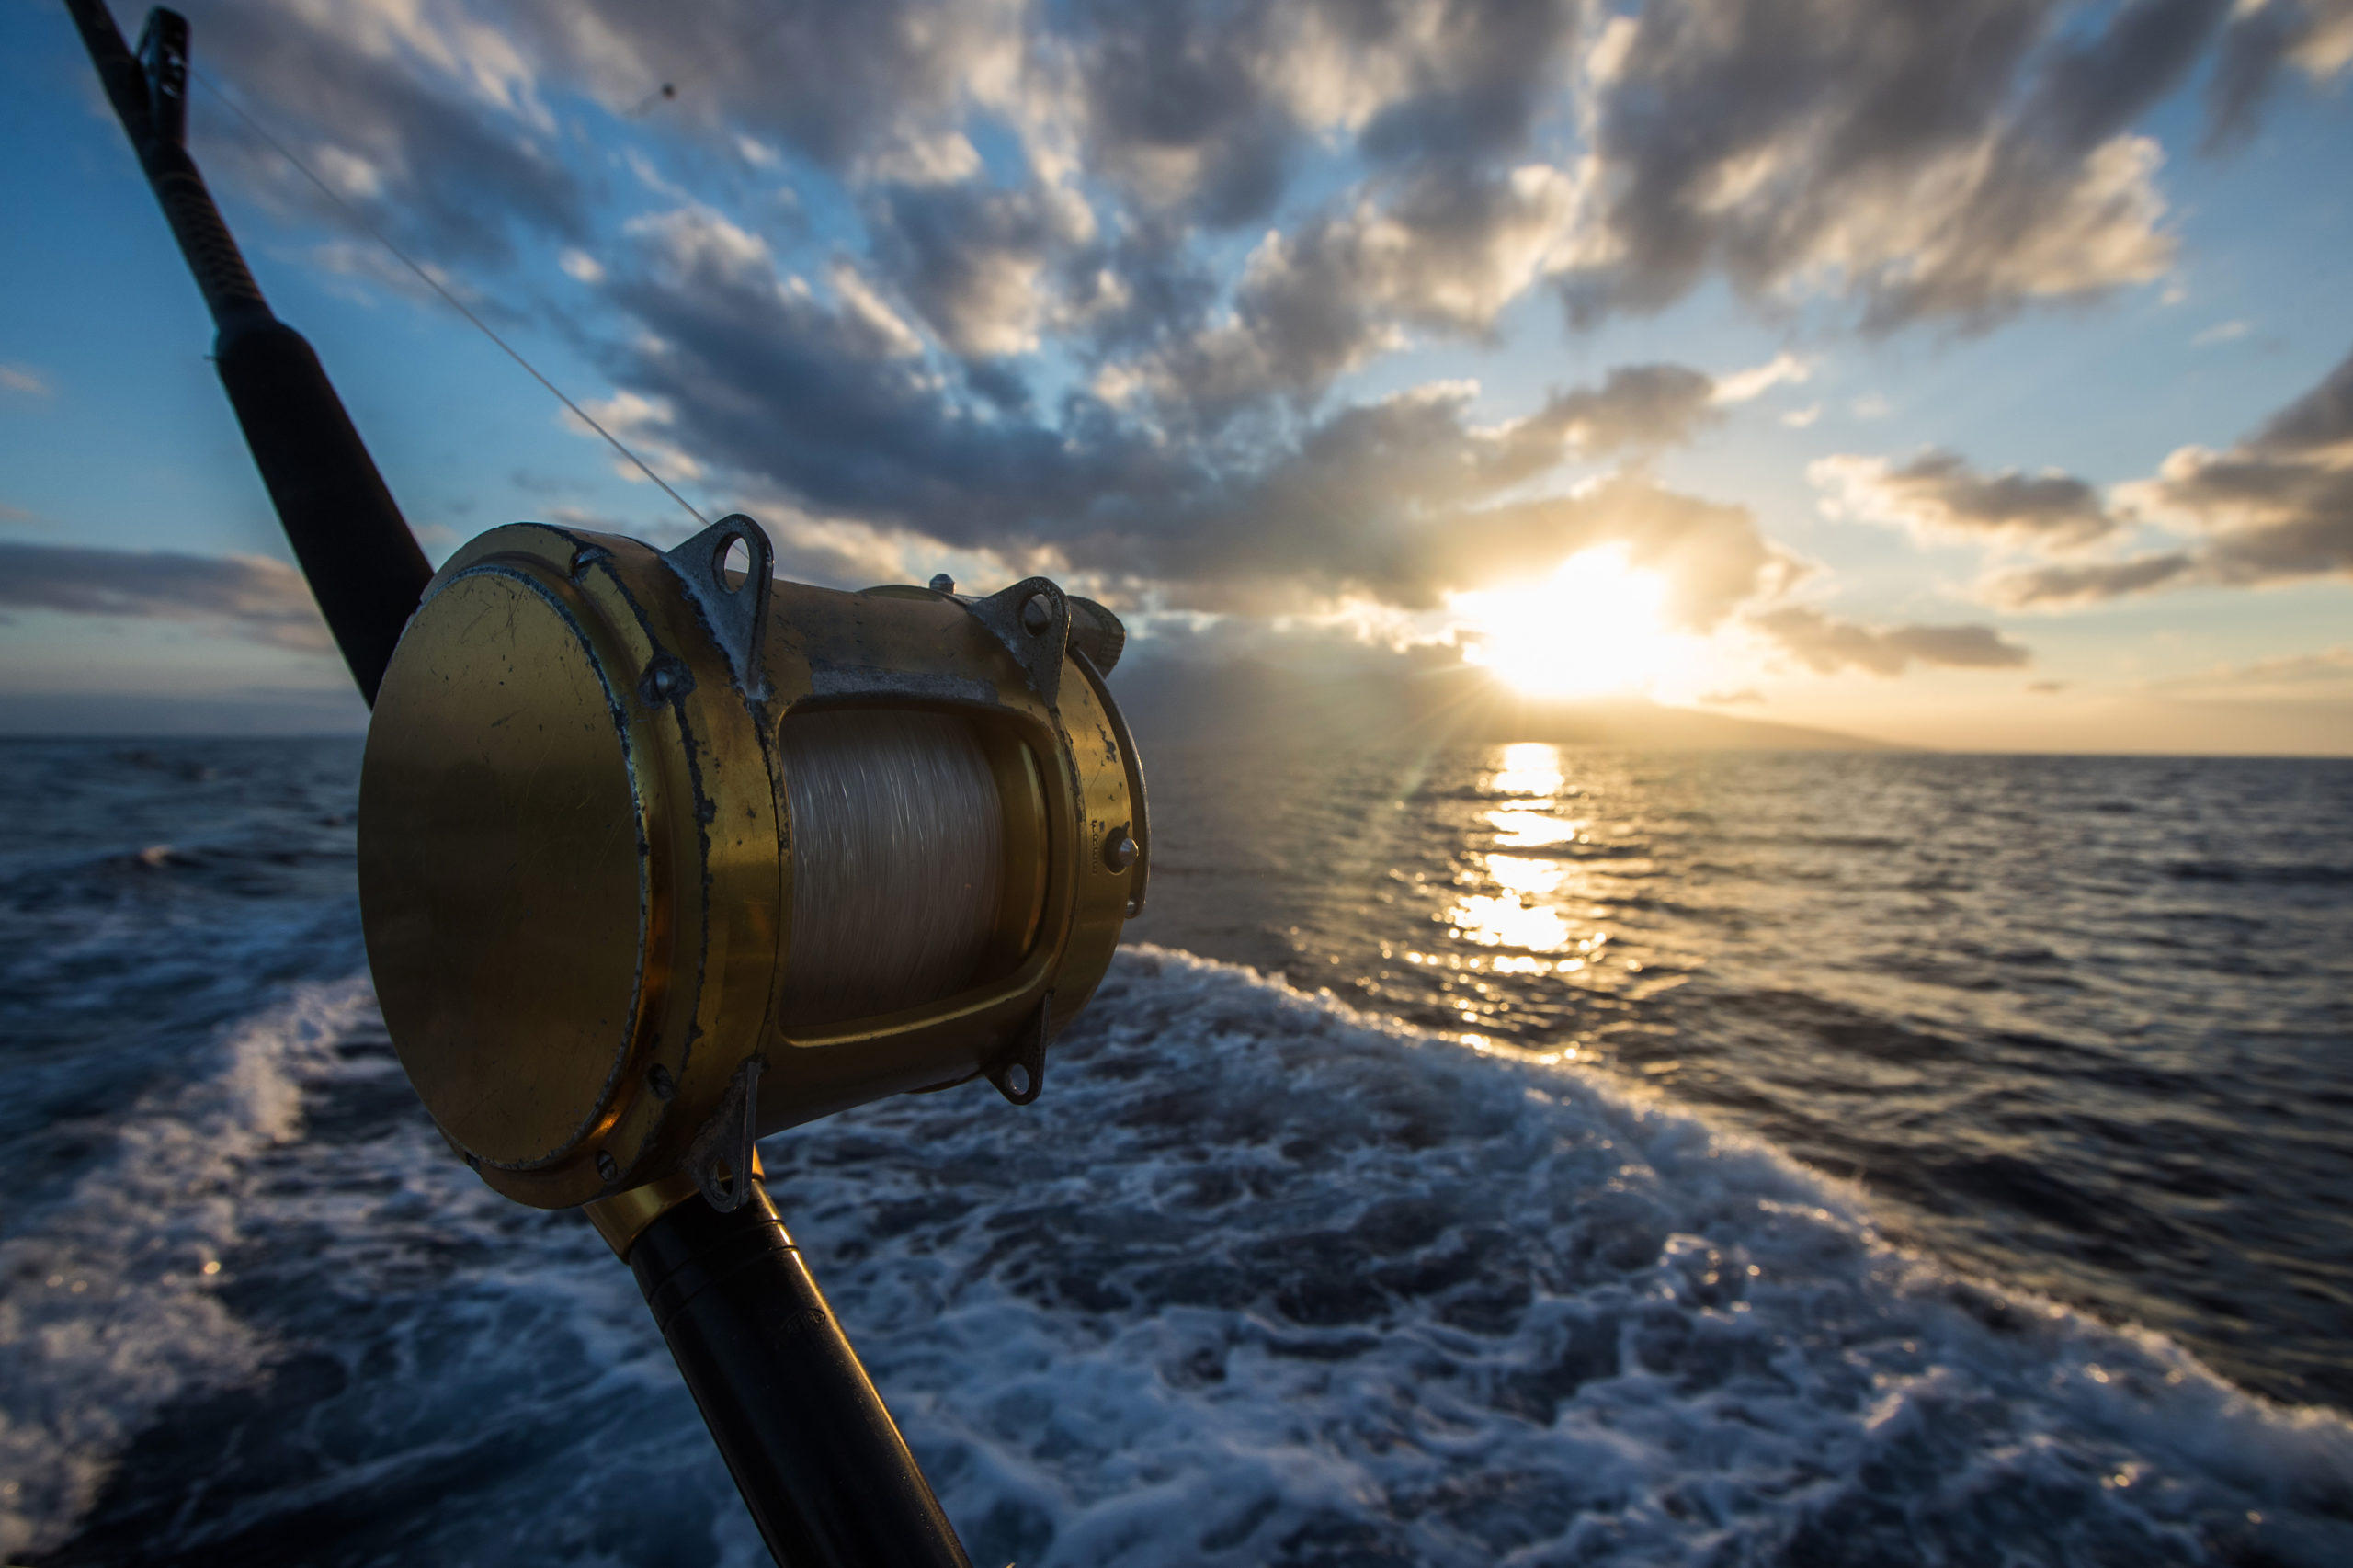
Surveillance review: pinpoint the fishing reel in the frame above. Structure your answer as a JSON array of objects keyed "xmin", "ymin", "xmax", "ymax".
[
  {"xmin": 358, "ymin": 516, "xmax": 1148, "ymax": 1232},
  {"xmin": 76, "ymin": 0, "xmax": 1131, "ymax": 1548}
]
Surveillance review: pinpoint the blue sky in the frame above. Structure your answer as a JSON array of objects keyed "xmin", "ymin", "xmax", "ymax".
[{"xmin": 3, "ymin": 0, "xmax": 2349, "ymax": 750}]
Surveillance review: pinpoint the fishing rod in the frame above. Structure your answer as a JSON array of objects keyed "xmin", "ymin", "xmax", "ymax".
[{"xmin": 63, "ymin": 6, "xmax": 1151, "ymax": 1563}]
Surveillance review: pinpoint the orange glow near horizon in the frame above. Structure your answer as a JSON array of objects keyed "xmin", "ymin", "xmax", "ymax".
[{"xmin": 1451, "ymin": 546, "xmax": 1678, "ymax": 699}]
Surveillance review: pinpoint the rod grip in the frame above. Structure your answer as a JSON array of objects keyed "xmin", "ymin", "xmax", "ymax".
[
  {"xmin": 629, "ymin": 1185, "xmax": 973, "ymax": 1568},
  {"xmin": 213, "ymin": 319, "xmax": 433, "ymax": 704}
]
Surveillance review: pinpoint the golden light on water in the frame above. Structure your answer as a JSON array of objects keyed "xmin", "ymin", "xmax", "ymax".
[
  {"xmin": 1487, "ymin": 809, "xmax": 1583, "ymax": 847},
  {"xmin": 1446, "ymin": 850, "xmax": 1572, "ymax": 950},
  {"xmin": 1447, "ymin": 745, "xmax": 1582, "ymax": 952},
  {"xmin": 1489, "ymin": 742, "xmax": 1566, "ymax": 798},
  {"xmin": 1451, "ymin": 547, "xmax": 1678, "ymax": 699}
]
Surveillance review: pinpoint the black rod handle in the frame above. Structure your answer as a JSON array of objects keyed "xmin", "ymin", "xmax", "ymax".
[
  {"xmin": 63, "ymin": 1, "xmax": 432, "ymax": 705},
  {"xmin": 630, "ymin": 1184, "xmax": 973, "ymax": 1568}
]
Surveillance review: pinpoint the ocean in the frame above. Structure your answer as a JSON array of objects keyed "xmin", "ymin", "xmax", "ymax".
[{"xmin": 3, "ymin": 734, "xmax": 2349, "ymax": 1566}]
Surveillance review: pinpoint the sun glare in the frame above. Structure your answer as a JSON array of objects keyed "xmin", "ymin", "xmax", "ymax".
[{"xmin": 1452, "ymin": 546, "xmax": 1677, "ymax": 699}]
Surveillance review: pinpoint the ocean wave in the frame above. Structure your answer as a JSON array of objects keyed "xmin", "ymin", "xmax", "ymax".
[
  {"xmin": 790, "ymin": 947, "xmax": 2353, "ymax": 1567},
  {"xmin": 13, "ymin": 947, "xmax": 2353, "ymax": 1566},
  {"xmin": 0, "ymin": 981, "xmax": 377, "ymax": 1562}
]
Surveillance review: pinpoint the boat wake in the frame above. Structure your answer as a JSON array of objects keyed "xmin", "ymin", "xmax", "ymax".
[{"xmin": 7, "ymin": 946, "xmax": 2351, "ymax": 1565}]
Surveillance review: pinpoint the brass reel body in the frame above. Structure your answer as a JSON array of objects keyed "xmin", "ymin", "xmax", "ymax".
[{"xmin": 358, "ymin": 519, "xmax": 1142, "ymax": 1210}]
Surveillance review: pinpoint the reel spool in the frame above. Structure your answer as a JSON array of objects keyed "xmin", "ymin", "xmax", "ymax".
[{"xmin": 358, "ymin": 516, "xmax": 1147, "ymax": 1216}]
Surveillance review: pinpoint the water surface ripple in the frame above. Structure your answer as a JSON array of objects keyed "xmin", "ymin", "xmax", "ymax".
[
  {"xmin": 1133, "ymin": 744, "xmax": 2353, "ymax": 1411},
  {"xmin": 5, "ymin": 737, "xmax": 2350, "ymax": 1566}
]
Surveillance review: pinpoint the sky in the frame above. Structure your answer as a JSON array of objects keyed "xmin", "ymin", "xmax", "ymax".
[{"xmin": 2, "ymin": 0, "xmax": 2349, "ymax": 752}]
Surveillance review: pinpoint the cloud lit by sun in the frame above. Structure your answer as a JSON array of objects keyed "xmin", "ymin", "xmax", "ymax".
[{"xmin": 1449, "ymin": 546, "xmax": 1693, "ymax": 699}]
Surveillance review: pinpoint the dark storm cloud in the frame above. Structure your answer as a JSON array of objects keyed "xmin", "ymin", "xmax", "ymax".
[
  {"xmin": 0, "ymin": 541, "xmax": 329, "ymax": 651},
  {"xmin": 1749, "ymin": 606, "xmax": 2031, "ymax": 675},
  {"xmin": 1993, "ymin": 346, "xmax": 2353, "ymax": 606},
  {"xmin": 1813, "ymin": 449, "xmax": 2120, "ymax": 547},
  {"xmin": 1561, "ymin": 0, "xmax": 2234, "ymax": 332}
]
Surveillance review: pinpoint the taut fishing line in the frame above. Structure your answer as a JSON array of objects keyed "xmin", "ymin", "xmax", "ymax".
[{"xmin": 188, "ymin": 65, "xmax": 710, "ymax": 529}]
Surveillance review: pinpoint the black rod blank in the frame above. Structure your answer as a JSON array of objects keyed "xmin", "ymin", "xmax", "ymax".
[
  {"xmin": 63, "ymin": 1, "xmax": 431, "ymax": 705},
  {"xmin": 629, "ymin": 1184, "xmax": 975, "ymax": 1568}
]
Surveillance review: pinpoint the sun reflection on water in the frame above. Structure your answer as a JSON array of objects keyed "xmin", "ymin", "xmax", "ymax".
[
  {"xmin": 1489, "ymin": 742, "xmax": 1564, "ymax": 800},
  {"xmin": 1485, "ymin": 854, "xmax": 1563, "ymax": 897},
  {"xmin": 1446, "ymin": 745, "xmax": 1589, "ymax": 952},
  {"xmin": 1446, "ymin": 853, "xmax": 1576, "ymax": 950},
  {"xmin": 1486, "ymin": 809, "xmax": 1584, "ymax": 847}
]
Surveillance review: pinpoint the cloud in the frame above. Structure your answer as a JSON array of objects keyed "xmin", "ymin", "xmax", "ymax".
[
  {"xmin": 167, "ymin": 0, "xmax": 2325, "ymax": 456},
  {"xmin": 1749, "ymin": 605, "xmax": 2031, "ymax": 676},
  {"xmin": 176, "ymin": 0, "xmax": 2337, "ymax": 395},
  {"xmin": 0, "ymin": 542, "xmax": 331, "ymax": 652},
  {"xmin": 597, "ymin": 202, "xmax": 1177, "ymax": 554},
  {"xmin": 588, "ymin": 210, "xmax": 1777, "ymax": 616},
  {"xmin": 1992, "ymin": 344, "xmax": 2353, "ymax": 604},
  {"xmin": 1175, "ymin": 448, "xmax": 1789, "ymax": 621},
  {"xmin": 1558, "ymin": 0, "xmax": 2227, "ymax": 332},
  {"xmin": 138, "ymin": 0, "xmax": 2308, "ymax": 687},
  {"xmin": 2207, "ymin": 0, "xmax": 2353, "ymax": 146},
  {"xmin": 1710, "ymin": 352, "xmax": 1812, "ymax": 404},
  {"xmin": 1813, "ymin": 449, "xmax": 2120, "ymax": 549},
  {"xmin": 176, "ymin": 0, "xmax": 1599, "ymax": 425},
  {"xmin": 865, "ymin": 178, "xmax": 1094, "ymax": 361},
  {"xmin": 2143, "ymin": 644, "xmax": 2353, "ymax": 710},
  {"xmin": 2179, "ymin": 644, "xmax": 2353, "ymax": 688},
  {"xmin": 1136, "ymin": 165, "xmax": 1583, "ymax": 417},
  {"xmin": 204, "ymin": 0, "xmax": 1027, "ymax": 212},
  {"xmin": 184, "ymin": 0, "xmax": 589, "ymax": 267},
  {"xmin": 1992, "ymin": 552, "xmax": 2198, "ymax": 606},
  {"xmin": 1064, "ymin": 0, "xmax": 1587, "ymax": 223},
  {"xmin": 181, "ymin": 0, "xmax": 1594, "ymax": 388},
  {"xmin": 0, "ymin": 364, "xmax": 52, "ymax": 398},
  {"xmin": 2192, "ymin": 318, "xmax": 2254, "ymax": 346}
]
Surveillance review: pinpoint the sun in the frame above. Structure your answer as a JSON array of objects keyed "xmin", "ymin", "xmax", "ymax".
[{"xmin": 1449, "ymin": 546, "xmax": 1679, "ymax": 699}]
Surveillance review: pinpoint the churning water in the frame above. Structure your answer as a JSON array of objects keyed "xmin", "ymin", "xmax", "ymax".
[{"xmin": 3, "ymin": 735, "xmax": 2349, "ymax": 1566}]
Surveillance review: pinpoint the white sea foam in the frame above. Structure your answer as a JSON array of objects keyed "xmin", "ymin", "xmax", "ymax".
[
  {"xmin": 0, "ymin": 978, "xmax": 376, "ymax": 1561},
  {"xmin": 7, "ymin": 945, "xmax": 2352, "ymax": 1565},
  {"xmin": 779, "ymin": 947, "xmax": 2353, "ymax": 1566}
]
